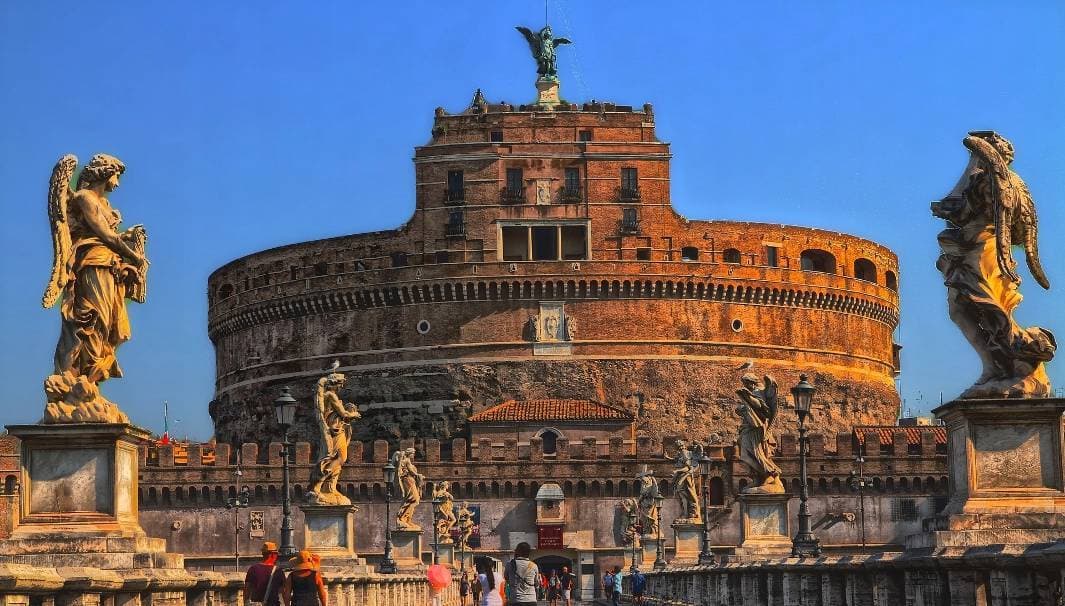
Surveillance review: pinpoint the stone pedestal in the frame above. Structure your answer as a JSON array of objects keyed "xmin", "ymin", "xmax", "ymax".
[
  {"xmin": 737, "ymin": 493, "xmax": 791, "ymax": 557},
  {"xmin": 0, "ymin": 423, "xmax": 178, "ymax": 569},
  {"xmin": 640, "ymin": 536, "xmax": 664, "ymax": 568},
  {"xmin": 535, "ymin": 78, "xmax": 561, "ymax": 109},
  {"xmin": 390, "ymin": 528, "xmax": 424, "ymax": 567},
  {"xmin": 301, "ymin": 504, "xmax": 358, "ymax": 559},
  {"xmin": 623, "ymin": 540, "xmax": 643, "ymax": 571},
  {"xmin": 436, "ymin": 541, "xmax": 456, "ymax": 567},
  {"xmin": 670, "ymin": 521, "xmax": 702, "ymax": 562},
  {"xmin": 907, "ymin": 398, "xmax": 1065, "ymax": 552}
]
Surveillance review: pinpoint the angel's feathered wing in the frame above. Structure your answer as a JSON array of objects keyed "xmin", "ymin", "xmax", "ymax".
[
  {"xmin": 515, "ymin": 26, "xmax": 541, "ymax": 57},
  {"xmin": 1014, "ymin": 179, "xmax": 1050, "ymax": 289},
  {"xmin": 763, "ymin": 375, "xmax": 778, "ymax": 424},
  {"xmin": 964, "ymin": 135, "xmax": 1025, "ymax": 285},
  {"xmin": 43, "ymin": 154, "xmax": 77, "ymax": 308},
  {"xmin": 553, "ymin": 37, "xmax": 572, "ymax": 46}
]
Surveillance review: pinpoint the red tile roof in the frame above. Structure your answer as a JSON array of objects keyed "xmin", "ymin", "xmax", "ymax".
[
  {"xmin": 854, "ymin": 425, "xmax": 946, "ymax": 446},
  {"xmin": 469, "ymin": 399, "xmax": 634, "ymax": 423}
]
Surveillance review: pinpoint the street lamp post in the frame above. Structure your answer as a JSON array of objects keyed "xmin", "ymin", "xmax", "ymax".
[
  {"xmin": 273, "ymin": 386, "xmax": 298, "ymax": 558},
  {"xmin": 225, "ymin": 460, "xmax": 250, "ymax": 571},
  {"xmin": 379, "ymin": 460, "xmax": 398, "ymax": 574},
  {"xmin": 790, "ymin": 374, "xmax": 821, "ymax": 557},
  {"xmin": 697, "ymin": 454, "xmax": 716, "ymax": 565},
  {"xmin": 653, "ymin": 495, "xmax": 666, "ymax": 570},
  {"xmin": 849, "ymin": 445, "xmax": 870, "ymax": 549},
  {"xmin": 431, "ymin": 490, "xmax": 442, "ymax": 565}
]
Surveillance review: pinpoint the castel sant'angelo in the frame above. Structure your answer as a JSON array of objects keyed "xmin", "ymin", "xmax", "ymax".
[{"xmin": 207, "ymin": 36, "xmax": 901, "ymax": 450}]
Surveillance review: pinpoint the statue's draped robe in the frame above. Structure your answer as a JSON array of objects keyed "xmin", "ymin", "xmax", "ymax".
[
  {"xmin": 55, "ymin": 198, "xmax": 131, "ymax": 383},
  {"xmin": 673, "ymin": 464, "xmax": 700, "ymax": 520},
  {"xmin": 737, "ymin": 396, "xmax": 782, "ymax": 483},
  {"xmin": 314, "ymin": 394, "xmax": 354, "ymax": 496}
]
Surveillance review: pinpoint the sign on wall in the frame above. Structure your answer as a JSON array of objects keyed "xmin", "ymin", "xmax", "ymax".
[
  {"xmin": 538, "ymin": 524, "xmax": 564, "ymax": 549},
  {"xmin": 249, "ymin": 511, "xmax": 265, "ymax": 538}
]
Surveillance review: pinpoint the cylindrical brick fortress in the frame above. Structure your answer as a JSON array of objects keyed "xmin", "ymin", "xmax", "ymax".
[{"xmin": 207, "ymin": 99, "xmax": 900, "ymax": 446}]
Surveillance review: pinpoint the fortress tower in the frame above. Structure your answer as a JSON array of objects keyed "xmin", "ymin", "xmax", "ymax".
[{"xmin": 207, "ymin": 84, "xmax": 901, "ymax": 447}]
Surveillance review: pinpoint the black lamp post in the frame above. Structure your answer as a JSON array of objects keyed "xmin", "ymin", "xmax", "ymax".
[
  {"xmin": 273, "ymin": 386, "xmax": 298, "ymax": 558},
  {"xmin": 653, "ymin": 495, "xmax": 666, "ymax": 570},
  {"xmin": 431, "ymin": 490, "xmax": 442, "ymax": 565},
  {"xmin": 697, "ymin": 454, "xmax": 716, "ymax": 565},
  {"xmin": 225, "ymin": 460, "xmax": 250, "ymax": 571},
  {"xmin": 790, "ymin": 374, "xmax": 821, "ymax": 557},
  {"xmin": 379, "ymin": 460, "xmax": 398, "ymax": 574},
  {"xmin": 849, "ymin": 445, "xmax": 870, "ymax": 549}
]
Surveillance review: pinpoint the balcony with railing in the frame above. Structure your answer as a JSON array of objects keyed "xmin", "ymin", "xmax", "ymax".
[
  {"xmin": 446, "ymin": 221, "xmax": 466, "ymax": 237},
  {"xmin": 443, "ymin": 188, "xmax": 465, "ymax": 205},
  {"xmin": 620, "ymin": 216, "xmax": 641, "ymax": 235},
  {"xmin": 618, "ymin": 186, "xmax": 641, "ymax": 202},
  {"xmin": 501, "ymin": 187, "xmax": 526, "ymax": 204},
  {"xmin": 561, "ymin": 185, "xmax": 582, "ymax": 203}
]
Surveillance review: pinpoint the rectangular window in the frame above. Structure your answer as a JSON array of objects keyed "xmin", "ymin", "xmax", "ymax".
[
  {"xmin": 490, "ymin": 130, "xmax": 503, "ymax": 142},
  {"xmin": 532, "ymin": 226, "xmax": 559, "ymax": 261},
  {"xmin": 506, "ymin": 168, "xmax": 523, "ymax": 192},
  {"xmin": 766, "ymin": 245, "xmax": 779, "ymax": 268},
  {"xmin": 436, "ymin": 250, "xmax": 450, "ymax": 264},
  {"xmin": 561, "ymin": 225, "xmax": 587, "ymax": 260},
  {"xmin": 447, "ymin": 170, "xmax": 464, "ymax": 197},
  {"xmin": 501, "ymin": 226, "xmax": 529, "ymax": 261},
  {"xmin": 390, "ymin": 252, "xmax": 408, "ymax": 267},
  {"xmin": 578, "ymin": 130, "xmax": 593, "ymax": 142},
  {"xmin": 621, "ymin": 168, "xmax": 638, "ymax": 191},
  {"xmin": 565, "ymin": 167, "xmax": 580, "ymax": 192},
  {"xmin": 891, "ymin": 498, "xmax": 919, "ymax": 522},
  {"xmin": 636, "ymin": 247, "xmax": 651, "ymax": 261},
  {"xmin": 622, "ymin": 208, "xmax": 639, "ymax": 232}
]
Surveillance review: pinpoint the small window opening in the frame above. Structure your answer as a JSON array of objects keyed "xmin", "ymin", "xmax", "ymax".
[{"xmin": 722, "ymin": 248, "xmax": 741, "ymax": 264}]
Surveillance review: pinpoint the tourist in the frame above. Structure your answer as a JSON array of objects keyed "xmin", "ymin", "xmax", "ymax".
[
  {"xmin": 476, "ymin": 558, "xmax": 502, "ymax": 606},
  {"xmin": 611, "ymin": 566, "xmax": 623, "ymax": 606},
  {"xmin": 244, "ymin": 542, "xmax": 285, "ymax": 606},
  {"xmin": 503, "ymin": 542, "xmax": 541, "ymax": 606},
  {"xmin": 459, "ymin": 570, "xmax": 470, "ymax": 606},
  {"xmin": 547, "ymin": 569, "xmax": 561, "ymax": 605},
  {"xmin": 630, "ymin": 568, "xmax": 647, "ymax": 604},
  {"xmin": 602, "ymin": 568, "xmax": 615, "ymax": 603},
  {"xmin": 471, "ymin": 566, "xmax": 484, "ymax": 605},
  {"xmin": 558, "ymin": 565, "xmax": 576, "ymax": 605},
  {"xmin": 281, "ymin": 550, "xmax": 328, "ymax": 606}
]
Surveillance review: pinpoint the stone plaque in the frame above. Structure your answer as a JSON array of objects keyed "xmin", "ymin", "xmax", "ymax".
[
  {"xmin": 973, "ymin": 423, "xmax": 1057, "ymax": 490},
  {"xmin": 535, "ymin": 180, "xmax": 552, "ymax": 205},
  {"xmin": 29, "ymin": 447, "xmax": 111, "ymax": 514},
  {"xmin": 115, "ymin": 446, "xmax": 134, "ymax": 516},
  {"xmin": 306, "ymin": 514, "xmax": 347, "ymax": 549},
  {"xmin": 747, "ymin": 502, "xmax": 787, "ymax": 538},
  {"xmin": 538, "ymin": 302, "xmax": 564, "ymax": 341},
  {"xmin": 249, "ymin": 511, "xmax": 265, "ymax": 538}
]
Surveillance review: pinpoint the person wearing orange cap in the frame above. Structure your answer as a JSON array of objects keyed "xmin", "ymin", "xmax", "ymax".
[
  {"xmin": 281, "ymin": 550, "xmax": 328, "ymax": 606},
  {"xmin": 245, "ymin": 542, "xmax": 285, "ymax": 606}
]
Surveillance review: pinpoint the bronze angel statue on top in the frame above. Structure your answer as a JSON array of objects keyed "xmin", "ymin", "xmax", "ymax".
[
  {"xmin": 931, "ymin": 131, "xmax": 1055, "ymax": 398},
  {"xmin": 42, "ymin": 154, "xmax": 148, "ymax": 424},
  {"xmin": 515, "ymin": 25, "xmax": 571, "ymax": 81}
]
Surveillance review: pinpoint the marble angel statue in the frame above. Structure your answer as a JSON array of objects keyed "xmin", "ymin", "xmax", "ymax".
[
  {"xmin": 669, "ymin": 440, "xmax": 702, "ymax": 524},
  {"xmin": 735, "ymin": 374, "xmax": 784, "ymax": 493},
  {"xmin": 432, "ymin": 481, "xmax": 457, "ymax": 542},
  {"xmin": 307, "ymin": 365, "xmax": 361, "ymax": 505},
  {"xmin": 42, "ymin": 154, "xmax": 148, "ymax": 424},
  {"xmin": 393, "ymin": 447, "xmax": 424, "ymax": 530}
]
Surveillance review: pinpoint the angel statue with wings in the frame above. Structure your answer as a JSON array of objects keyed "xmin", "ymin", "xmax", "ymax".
[
  {"xmin": 636, "ymin": 468, "xmax": 661, "ymax": 537},
  {"xmin": 41, "ymin": 154, "xmax": 148, "ymax": 424},
  {"xmin": 515, "ymin": 25, "xmax": 571, "ymax": 81},
  {"xmin": 735, "ymin": 374, "xmax": 784, "ymax": 494},
  {"xmin": 669, "ymin": 440, "xmax": 703, "ymax": 524},
  {"xmin": 392, "ymin": 447, "xmax": 424, "ymax": 530},
  {"xmin": 432, "ymin": 481, "xmax": 457, "ymax": 543},
  {"xmin": 306, "ymin": 367, "xmax": 361, "ymax": 505},
  {"xmin": 931, "ymin": 131, "xmax": 1055, "ymax": 399},
  {"xmin": 456, "ymin": 502, "xmax": 475, "ymax": 550}
]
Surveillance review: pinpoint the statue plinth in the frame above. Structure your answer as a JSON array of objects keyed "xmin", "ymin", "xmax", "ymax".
[
  {"xmin": 535, "ymin": 78, "xmax": 561, "ymax": 109},
  {"xmin": 639, "ymin": 535, "xmax": 662, "ymax": 568},
  {"xmin": 736, "ymin": 493, "xmax": 791, "ymax": 557},
  {"xmin": 390, "ymin": 528, "xmax": 424, "ymax": 567},
  {"xmin": 0, "ymin": 423, "xmax": 178, "ymax": 569},
  {"xmin": 436, "ymin": 541, "xmax": 456, "ymax": 567},
  {"xmin": 301, "ymin": 504, "xmax": 359, "ymax": 559},
  {"xmin": 907, "ymin": 398, "xmax": 1065, "ymax": 552},
  {"xmin": 669, "ymin": 520, "xmax": 702, "ymax": 562}
]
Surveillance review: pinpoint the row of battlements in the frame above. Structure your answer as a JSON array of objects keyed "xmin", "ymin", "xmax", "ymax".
[{"xmin": 138, "ymin": 427, "xmax": 946, "ymax": 469}]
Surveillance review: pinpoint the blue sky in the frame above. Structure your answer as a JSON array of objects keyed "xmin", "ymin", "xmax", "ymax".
[{"xmin": 1, "ymin": 2, "xmax": 1062, "ymax": 440}]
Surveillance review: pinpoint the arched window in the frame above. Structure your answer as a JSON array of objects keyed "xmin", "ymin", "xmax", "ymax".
[
  {"xmin": 217, "ymin": 283, "xmax": 234, "ymax": 299},
  {"xmin": 538, "ymin": 429, "xmax": 561, "ymax": 455},
  {"xmin": 722, "ymin": 248, "xmax": 741, "ymax": 264},
  {"xmin": 681, "ymin": 247, "xmax": 699, "ymax": 262},
  {"xmin": 800, "ymin": 249, "xmax": 836, "ymax": 273},
  {"xmin": 853, "ymin": 258, "xmax": 877, "ymax": 283},
  {"xmin": 885, "ymin": 270, "xmax": 898, "ymax": 291}
]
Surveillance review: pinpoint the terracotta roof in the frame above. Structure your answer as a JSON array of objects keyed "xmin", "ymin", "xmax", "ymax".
[
  {"xmin": 469, "ymin": 399, "xmax": 634, "ymax": 423},
  {"xmin": 854, "ymin": 425, "xmax": 946, "ymax": 446}
]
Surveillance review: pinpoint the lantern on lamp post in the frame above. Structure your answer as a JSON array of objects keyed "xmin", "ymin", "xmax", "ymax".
[
  {"xmin": 379, "ymin": 459, "xmax": 398, "ymax": 574},
  {"xmin": 273, "ymin": 386, "xmax": 298, "ymax": 558}
]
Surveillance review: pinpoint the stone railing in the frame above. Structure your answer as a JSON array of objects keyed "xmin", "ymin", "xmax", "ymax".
[
  {"xmin": 638, "ymin": 550, "xmax": 1065, "ymax": 606},
  {"xmin": 0, "ymin": 563, "xmax": 457, "ymax": 606}
]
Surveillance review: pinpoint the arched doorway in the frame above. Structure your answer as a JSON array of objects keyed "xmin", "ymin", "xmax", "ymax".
[{"xmin": 534, "ymin": 554, "xmax": 574, "ymax": 579}]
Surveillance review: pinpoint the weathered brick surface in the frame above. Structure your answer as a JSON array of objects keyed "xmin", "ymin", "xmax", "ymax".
[{"xmin": 206, "ymin": 102, "xmax": 901, "ymax": 447}]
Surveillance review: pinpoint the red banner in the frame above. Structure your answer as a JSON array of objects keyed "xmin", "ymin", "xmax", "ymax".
[{"xmin": 538, "ymin": 525, "xmax": 564, "ymax": 549}]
